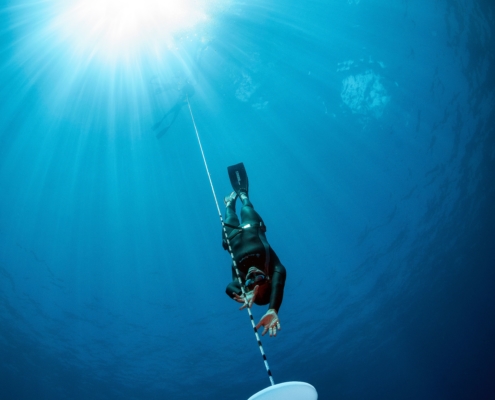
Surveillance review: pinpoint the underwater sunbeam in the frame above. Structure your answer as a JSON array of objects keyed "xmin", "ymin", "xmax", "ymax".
[{"xmin": 50, "ymin": 0, "xmax": 213, "ymax": 61}]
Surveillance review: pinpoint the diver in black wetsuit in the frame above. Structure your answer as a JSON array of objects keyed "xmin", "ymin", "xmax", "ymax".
[{"xmin": 223, "ymin": 190, "xmax": 286, "ymax": 337}]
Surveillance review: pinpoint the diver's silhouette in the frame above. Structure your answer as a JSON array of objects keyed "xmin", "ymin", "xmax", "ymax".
[{"xmin": 153, "ymin": 82, "xmax": 195, "ymax": 139}]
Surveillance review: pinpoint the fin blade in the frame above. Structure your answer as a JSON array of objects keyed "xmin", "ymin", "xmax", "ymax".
[{"xmin": 227, "ymin": 162, "xmax": 249, "ymax": 195}]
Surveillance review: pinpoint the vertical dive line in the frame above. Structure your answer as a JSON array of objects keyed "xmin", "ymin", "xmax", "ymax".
[
  {"xmin": 186, "ymin": 96, "xmax": 275, "ymax": 387},
  {"xmin": 185, "ymin": 95, "xmax": 221, "ymax": 217}
]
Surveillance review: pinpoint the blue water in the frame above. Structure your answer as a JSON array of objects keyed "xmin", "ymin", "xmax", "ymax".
[{"xmin": 1, "ymin": 0, "xmax": 494, "ymax": 399}]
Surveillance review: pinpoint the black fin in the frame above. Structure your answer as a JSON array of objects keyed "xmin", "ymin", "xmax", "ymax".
[{"xmin": 227, "ymin": 162, "xmax": 249, "ymax": 195}]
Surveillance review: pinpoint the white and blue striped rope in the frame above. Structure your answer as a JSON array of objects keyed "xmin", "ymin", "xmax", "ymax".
[{"xmin": 186, "ymin": 96, "xmax": 275, "ymax": 387}]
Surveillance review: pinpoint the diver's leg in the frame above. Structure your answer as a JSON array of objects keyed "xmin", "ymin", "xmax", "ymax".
[
  {"xmin": 225, "ymin": 197, "xmax": 240, "ymax": 226},
  {"xmin": 154, "ymin": 102, "xmax": 184, "ymax": 135},
  {"xmin": 168, "ymin": 103, "xmax": 182, "ymax": 125},
  {"xmin": 152, "ymin": 113, "xmax": 168, "ymax": 130},
  {"xmin": 222, "ymin": 196, "xmax": 240, "ymax": 247},
  {"xmin": 239, "ymin": 193, "xmax": 262, "ymax": 224}
]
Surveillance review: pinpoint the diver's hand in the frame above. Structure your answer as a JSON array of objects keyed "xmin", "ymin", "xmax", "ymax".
[
  {"xmin": 233, "ymin": 286, "xmax": 259, "ymax": 310},
  {"xmin": 256, "ymin": 309, "xmax": 281, "ymax": 337}
]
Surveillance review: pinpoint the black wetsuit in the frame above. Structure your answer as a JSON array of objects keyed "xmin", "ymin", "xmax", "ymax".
[{"xmin": 223, "ymin": 197, "xmax": 286, "ymax": 312}]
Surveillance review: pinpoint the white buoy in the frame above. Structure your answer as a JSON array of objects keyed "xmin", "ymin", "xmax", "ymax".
[{"xmin": 248, "ymin": 382, "xmax": 318, "ymax": 400}]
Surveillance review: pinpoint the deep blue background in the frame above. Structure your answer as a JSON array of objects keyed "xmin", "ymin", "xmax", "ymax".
[{"xmin": 1, "ymin": 0, "xmax": 494, "ymax": 399}]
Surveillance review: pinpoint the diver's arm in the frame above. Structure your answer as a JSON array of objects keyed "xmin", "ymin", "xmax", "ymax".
[
  {"xmin": 226, "ymin": 280, "xmax": 242, "ymax": 299},
  {"xmin": 268, "ymin": 264, "xmax": 286, "ymax": 313},
  {"xmin": 234, "ymin": 286, "xmax": 259, "ymax": 309},
  {"xmin": 227, "ymin": 277, "xmax": 259, "ymax": 309}
]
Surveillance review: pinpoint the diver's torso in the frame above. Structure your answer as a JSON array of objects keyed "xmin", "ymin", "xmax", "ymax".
[{"xmin": 230, "ymin": 225, "xmax": 267, "ymax": 272}]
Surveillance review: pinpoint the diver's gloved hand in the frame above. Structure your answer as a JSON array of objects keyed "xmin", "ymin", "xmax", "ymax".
[
  {"xmin": 233, "ymin": 286, "xmax": 259, "ymax": 309},
  {"xmin": 256, "ymin": 309, "xmax": 281, "ymax": 337}
]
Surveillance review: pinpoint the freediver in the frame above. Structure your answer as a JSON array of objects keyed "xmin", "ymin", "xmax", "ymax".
[
  {"xmin": 153, "ymin": 81, "xmax": 195, "ymax": 139},
  {"xmin": 223, "ymin": 163, "xmax": 287, "ymax": 337}
]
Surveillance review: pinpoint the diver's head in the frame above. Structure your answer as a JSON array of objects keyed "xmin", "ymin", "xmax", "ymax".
[
  {"xmin": 245, "ymin": 267, "xmax": 271, "ymax": 305},
  {"xmin": 245, "ymin": 267, "xmax": 265, "ymax": 288}
]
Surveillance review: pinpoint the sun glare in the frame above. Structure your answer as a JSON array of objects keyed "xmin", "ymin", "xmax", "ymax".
[{"xmin": 51, "ymin": 0, "xmax": 212, "ymax": 60}]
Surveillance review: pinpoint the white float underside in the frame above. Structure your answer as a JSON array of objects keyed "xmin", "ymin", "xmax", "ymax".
[{"xmin": 248, "ymin": 382, "xmax": 318, "ymax": 400}]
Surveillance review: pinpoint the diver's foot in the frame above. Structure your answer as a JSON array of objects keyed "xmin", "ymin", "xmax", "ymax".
[
  {"xmin": 238, "ymin": 190, "xmax": 248, "ymax": 201},
  {"xmin": 224, "ymin": 191, "xmax": 237, "ymax": 206}
]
